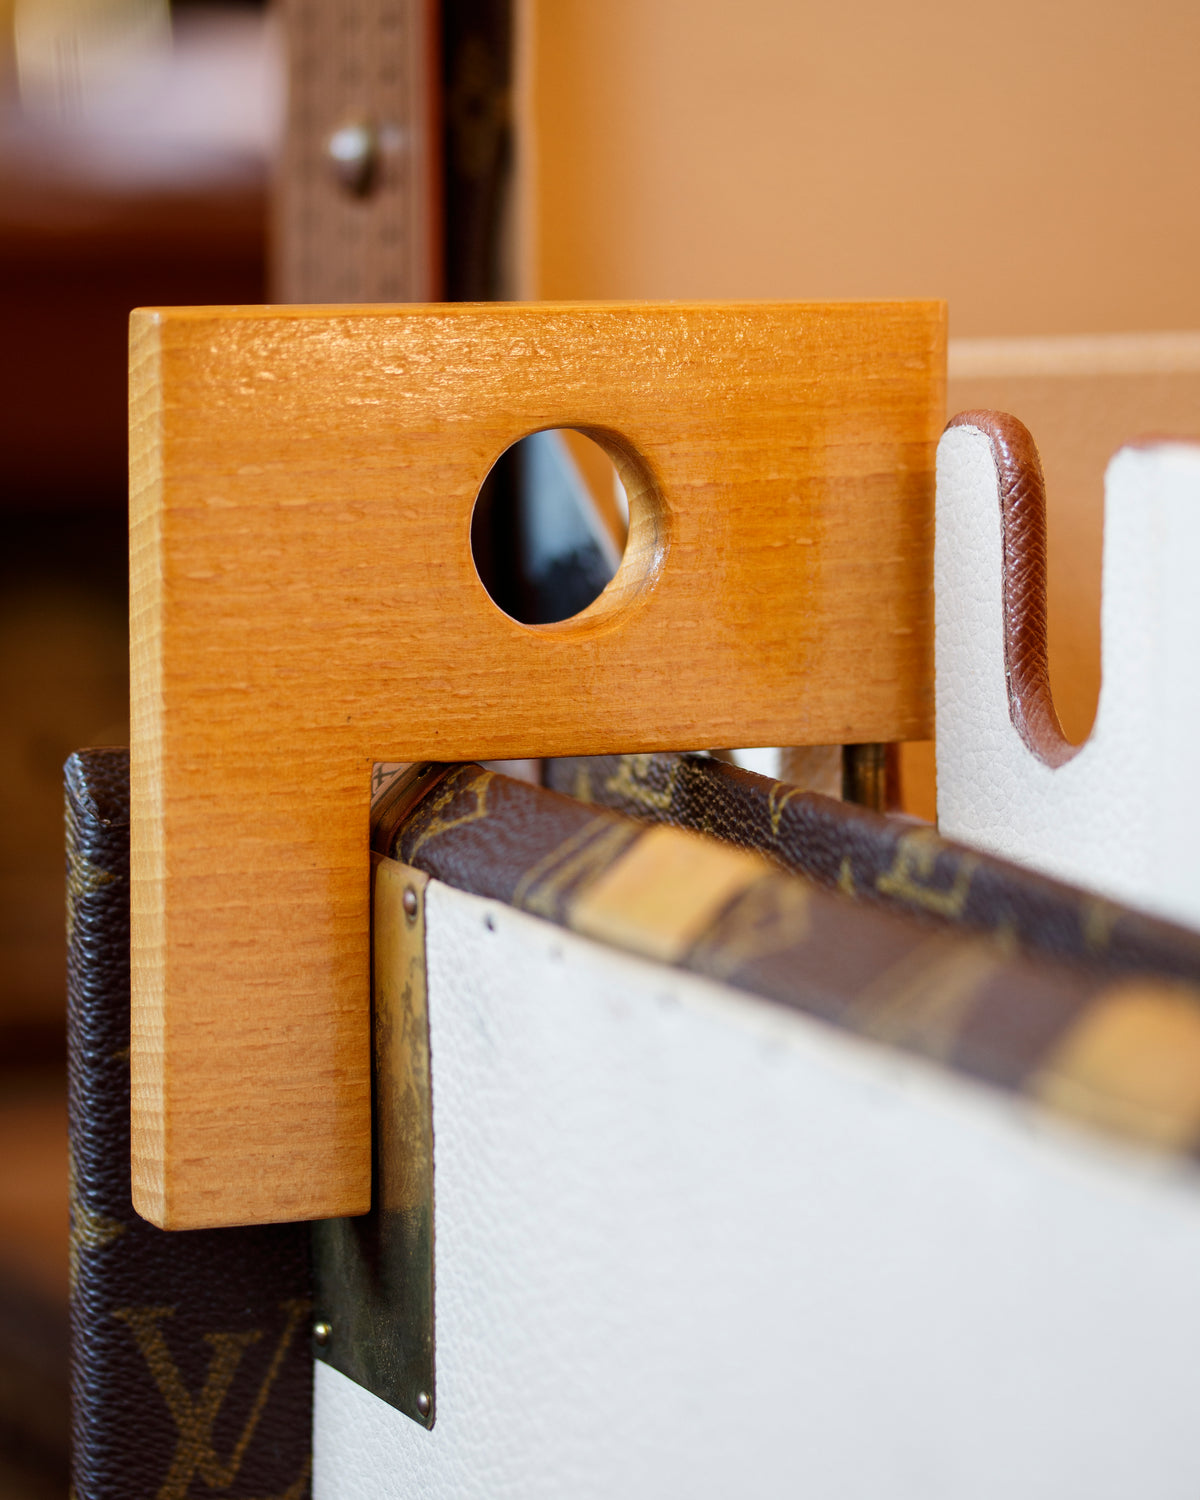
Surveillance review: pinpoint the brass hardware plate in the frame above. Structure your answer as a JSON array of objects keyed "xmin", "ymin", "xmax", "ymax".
[{"xmin": 312, "ymin": 855, "xmax": 436, "ymax": 1427}]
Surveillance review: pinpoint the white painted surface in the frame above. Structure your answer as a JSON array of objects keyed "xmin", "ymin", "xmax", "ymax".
[
  {"xmin": 315, "ymin": 880, "xmax": 1200, "ymax": 1499},
  {"xmin": 724, "ymin": 745, "xmax": 782, "ymax": 778},
  {"xmin": 936, "ymin": 424, "xmax": 1200, "ymax": 927}
]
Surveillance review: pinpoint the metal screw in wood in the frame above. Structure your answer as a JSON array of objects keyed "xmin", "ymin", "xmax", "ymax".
[{"xmin": 327, "ymin": 122, "xmax": 378, "ymax": 196}]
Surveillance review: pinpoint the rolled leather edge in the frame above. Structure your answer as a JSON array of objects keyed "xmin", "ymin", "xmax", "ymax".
[{"xmin": 945, "ymin": 410, "xmax": 1078, "ymax": 768}]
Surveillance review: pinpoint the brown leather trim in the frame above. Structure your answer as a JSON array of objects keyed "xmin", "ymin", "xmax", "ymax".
[
  {"xmin": 545, "ymin": 751, "xmax": 1200, "ymax": 984},
  {"xmin": 946, "ymin": 411, "xmax": 1077, "ymax": 768},
  {"xmin": 389, "ymin": 763, "xmax": 1200, "ymax": 1155},
  {"xmin": 65, "ymin": 750, "xmax": 313, "ymax": 1500}
]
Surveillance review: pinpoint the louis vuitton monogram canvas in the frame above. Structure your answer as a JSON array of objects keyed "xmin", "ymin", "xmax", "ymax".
[
  {"xmin": 391, "ymin": 763, "xmax": 1200, "ymax": 1159},
  {"xmin": 545, "ymin": 752, "xmax": 1200, "ymax": 985},
  {"xmin": 65, "ymin": 751, "xmax": 313, "ymax": 1500}
]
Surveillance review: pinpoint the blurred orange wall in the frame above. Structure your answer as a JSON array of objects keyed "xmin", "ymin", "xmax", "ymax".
[{"xmin": 527, "ymin": 0, "xmax": 1200, "ymax": 337}]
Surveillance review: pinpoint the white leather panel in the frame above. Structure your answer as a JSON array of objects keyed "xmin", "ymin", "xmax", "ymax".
[
  {"xmin": 936, "ymin": 423, "xmax": 1200, "ymax": 927},
  {"xmin": 315, "ymin": 881, "xmax": 1200, "ymax": 1498}
]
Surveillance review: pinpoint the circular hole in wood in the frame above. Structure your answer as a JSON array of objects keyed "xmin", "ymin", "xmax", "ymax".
[{"xmin": 471, "ymin": 429, "xmax": 629, "ymax": 625}]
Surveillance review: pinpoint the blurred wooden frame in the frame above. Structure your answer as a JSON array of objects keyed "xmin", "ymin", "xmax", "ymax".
[{"xmin": 129, "ymin": 298, "xmax": 944, "ymax": 1229}]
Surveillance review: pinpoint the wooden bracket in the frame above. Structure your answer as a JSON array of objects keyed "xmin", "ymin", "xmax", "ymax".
[{"xmin": 129, "ymin": 300, "xmax": 944, "ymax": 1227}]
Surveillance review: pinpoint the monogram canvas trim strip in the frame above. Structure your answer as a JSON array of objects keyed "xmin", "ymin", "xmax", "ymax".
[
  {"xmin": 393, "ymin": 762, "xmax": 1200, "ymax": 1164},
  {"xmin": 65, "ymin": 749, "xmax": 313, "ymax": 1500},
  {"xmin": 545, "ymin": 752, "xmax": 1200, "ymax": 988},
  {"xmin": 1032, "ymin": 984, "xmax": 1200, "ymax": 1151},
  {"xmin": 569, "ymin": 826, "xmax": 769, "ymax": 964}
]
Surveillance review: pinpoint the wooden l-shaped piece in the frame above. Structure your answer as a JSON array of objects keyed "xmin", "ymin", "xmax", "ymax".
[{"xmin": 130, "ymin": 300, "xmax": 945, "ymax": 1227}]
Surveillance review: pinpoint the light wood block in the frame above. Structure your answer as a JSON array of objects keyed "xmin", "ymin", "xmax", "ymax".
[{"xmin": 130, "ymin": 300, "xmax": 944, "ymax": 1228}]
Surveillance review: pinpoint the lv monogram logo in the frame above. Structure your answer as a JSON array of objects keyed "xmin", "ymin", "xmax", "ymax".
[
  {"xmin": 113, "ymin": 1298, "xmax": 310, "ymax": 1500},
  {"xmin": 875, "ymin": 828, "xmax": 979, "ymax": 919},
  {"xmin": 605, "ymin": 753, "xmax": 678, "ymax": 811}
]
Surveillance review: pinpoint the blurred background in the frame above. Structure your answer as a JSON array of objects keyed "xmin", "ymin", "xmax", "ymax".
[
  {"xmin": 1, "ymin": 1, "xmax": 1199, "ymax": 1492},
  {"xmin": 1, "ymin": 1, "xmax": 269, "ymax": 1491}
]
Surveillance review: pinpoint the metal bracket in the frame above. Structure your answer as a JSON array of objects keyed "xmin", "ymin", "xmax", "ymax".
[{"xmin": 312, "ymin": 855, "xmax": 436, "ymax": 1427}]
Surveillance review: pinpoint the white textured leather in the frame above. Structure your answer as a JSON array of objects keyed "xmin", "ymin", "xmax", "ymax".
[
  {"xmin": 936, "ymin": 423, "xmax": 1200, "ymax": 927},
  {"xmin": 315, "ymin": 881, "xmax": 1200, "ymax": 1498}
]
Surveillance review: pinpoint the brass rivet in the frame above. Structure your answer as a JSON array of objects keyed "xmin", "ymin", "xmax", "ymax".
[
  {"xmin": 416, "ymin": 1390, "xmax": 431, "ymax": 1417},
  {"xmin": 313, "ymin": 1320, "xmax": 332, "ymax": 1347},
  {"xmin": 403, "ymin": 886, "xmax": 419, "ymax": 918},
  {"xmin": 326, "ymin": 121, "xmax": 378, "ymax": 196}
]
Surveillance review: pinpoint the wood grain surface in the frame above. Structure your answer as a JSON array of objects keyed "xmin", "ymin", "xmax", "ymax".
[{"xmin": 129, "ymin": 299, "xmax": 944, "ymax": 1227}]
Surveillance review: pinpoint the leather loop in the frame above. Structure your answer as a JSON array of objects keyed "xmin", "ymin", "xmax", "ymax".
[{"xmin": 946, "ymin": 411, "xmax": 1078, "ymax": 767}]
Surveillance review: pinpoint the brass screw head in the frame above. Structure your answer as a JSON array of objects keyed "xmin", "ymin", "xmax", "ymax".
[
  {"xmin": 327, "ymin": 121, "xmax": 378, "ymax": 196},
  {"xmin": 403, "ymin": 886, "xmax": 419, "ymax": 918},
  {"xmin": 312, "ymin": 1320, "xmax": 332, "ymax": 1347}
]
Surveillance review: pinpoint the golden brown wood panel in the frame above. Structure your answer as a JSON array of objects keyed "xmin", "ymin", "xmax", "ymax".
[{"xmin": 130, "ymin": 299, "xmax": 944, "ymax": 1228}]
